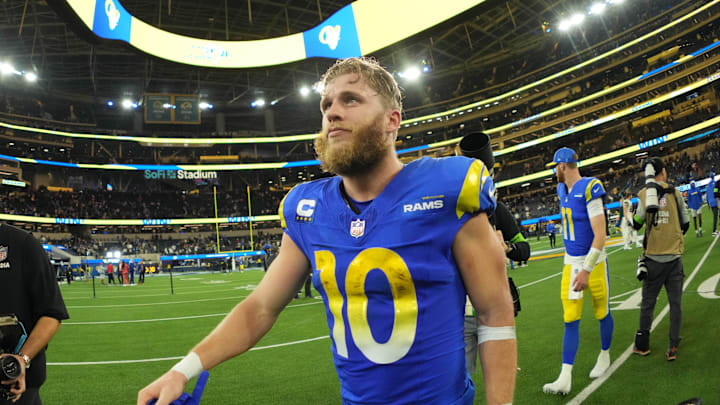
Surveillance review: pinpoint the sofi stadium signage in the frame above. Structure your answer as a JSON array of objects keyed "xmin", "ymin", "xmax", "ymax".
[{"xmin": 144, "ymin": 170, "xmax": 217, "ymax": 180}]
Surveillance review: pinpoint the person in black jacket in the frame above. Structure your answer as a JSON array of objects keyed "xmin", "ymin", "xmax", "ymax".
[
  {"xmin": 458, "ymin": 131, "xmax": 531, "ymax": 374},
  {"xmin": 0, "ymin": 224, "xmax": 69, "ymax": 405}
]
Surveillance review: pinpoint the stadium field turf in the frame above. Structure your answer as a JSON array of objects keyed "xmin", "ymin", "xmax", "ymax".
[{"xmin": 46, "ymin": 208, "xmax": 720, "ymax": 404}]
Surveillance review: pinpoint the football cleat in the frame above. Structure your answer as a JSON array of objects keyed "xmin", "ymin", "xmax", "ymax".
[
  {"xmin": 542, "ymin": 373, "xmax": 571, "ymax": 395},
  {"xmin": 666, "ymin": 346, "xmax": 678, "ymax": 361},
  {"xmin": 589, "ymin": 351, "xmax": 610, "ymax": 378}
]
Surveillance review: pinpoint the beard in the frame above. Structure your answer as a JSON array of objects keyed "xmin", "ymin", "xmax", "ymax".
[
  {"xmin": 556, "ymin": 166, "xmax": 565, "ymax": 183},
  {"xmin": 314, "ymin": 114, "xmax": 390, "ymax": 176}
]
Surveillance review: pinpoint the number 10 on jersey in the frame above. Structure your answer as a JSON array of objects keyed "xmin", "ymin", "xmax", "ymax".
[{"xmin": 314, "ymin": 248, "xmax": 419, "ymax": 365}]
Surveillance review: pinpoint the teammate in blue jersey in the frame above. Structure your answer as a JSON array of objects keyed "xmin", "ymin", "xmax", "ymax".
[
  {"xmin": 543, "ymin": 148, "xmax": 614, "ymax": 395},
  {"xmin": 687, "ymin": 180, "xmax": 703, "ymax": 237},
  {"xmin": 138, "ymin": 58, "xmax": 516, "ymax": 405},
  {"xmin": 546, "ymin": 221, "xmax": 557, "ymax": 249}
]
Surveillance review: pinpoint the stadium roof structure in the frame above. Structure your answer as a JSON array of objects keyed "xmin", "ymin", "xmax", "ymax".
[{"xmin": 1, "ymin": 0, "xmax": 568, "ymax": 108}]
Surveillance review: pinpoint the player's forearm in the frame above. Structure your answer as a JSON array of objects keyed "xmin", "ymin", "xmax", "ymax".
[
  {"xmin": 591, "ymin": 233, "xmax": 605, "ymax": 251},
  {"xmin": 192, "ymin": 295, "xmax": 279, "ymax": 370},
  {"xmin": 478, "ymin": 338, "xmax": 517, "ymax": 405},
  {"xmin": 20, "ymin": 316, "xmax": 61, "ymax": 360},
  {"xmin": 590, "ymin": 216, "xmax": 606, "ymax": 251}
]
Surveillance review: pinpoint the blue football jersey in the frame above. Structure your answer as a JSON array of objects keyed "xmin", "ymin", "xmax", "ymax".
[
  {"xmin": 558, "ymin": 177, "xmax": 605, "ymax": 256},
  {"xmin": 687, "ymin": 186, "xmax": 701, "ymax": 210},
  {"xmin": 280, "ymin": 156, "xmax": 495, "ymax": 405}
]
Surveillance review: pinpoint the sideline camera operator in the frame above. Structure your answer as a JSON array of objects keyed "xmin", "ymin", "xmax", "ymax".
[
  {"xmin": 458, "ymin": 132, "xmax": 531, "ymax": 374},
  {"xmin": 0, "ymin": 224, "xmax": 69, "ymax": 404},
  {"xmin": 631, "ymin": 157, "xmax": 689, "ymax": 361}
]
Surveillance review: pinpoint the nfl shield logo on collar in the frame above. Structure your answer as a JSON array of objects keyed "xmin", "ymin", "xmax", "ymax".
[
  {"xmin": 350, "ymin": 219, "xmax": 365, "ymax": 238},
  {"xmin": 0, "ymin": 246, "xmax": 7, "ymax": 261}
]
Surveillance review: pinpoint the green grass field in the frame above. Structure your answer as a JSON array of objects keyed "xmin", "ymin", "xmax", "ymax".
[{"xmin": 44, "ymin": 209, "xmax": 720, "ymax": 404}]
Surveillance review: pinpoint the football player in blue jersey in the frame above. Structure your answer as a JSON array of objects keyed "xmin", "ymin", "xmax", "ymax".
[
  {"xmin": 542, "ymin": 148, "xmax": 614, "ymax": 395},
  {"xmin": 138, "ymin": 57, "xmax": 516, "ymax": 405},
  {"xmin": 686, "ymin": 181, "xmax": 703, "ymax": 237}
]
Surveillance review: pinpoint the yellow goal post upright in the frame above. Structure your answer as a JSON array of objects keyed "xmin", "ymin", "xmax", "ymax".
[{"xmin": 213, "ymin": 185, "xmax": 262, "ymax": 270}]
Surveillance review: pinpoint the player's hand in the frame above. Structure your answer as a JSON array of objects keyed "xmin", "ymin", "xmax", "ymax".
[
  {"xmin": 0, "ymin": 354, "xmax": 26, "ymax": 403},
  {"xmin": 572, "ymin": 270, "xmax": 590, "ymax": 291},
  {"xmin": 137, "ymin": 370, "xmax": 188, "ymax": 405}
]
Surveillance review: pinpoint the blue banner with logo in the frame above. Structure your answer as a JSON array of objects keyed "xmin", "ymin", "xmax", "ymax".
[
  {"xmin": 302, "ymin": 4, "xmax": 362, "ymax": 59},
  {"xmin": 92, "ymin": 0, "xmax": 132, "ymax": 42}
]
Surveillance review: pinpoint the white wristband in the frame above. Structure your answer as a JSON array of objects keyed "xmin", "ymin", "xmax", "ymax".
[
  {"xmin": 583, "ymin": 247, "xmax": 602, "ymax": 273},
  {"xmin": 171, "ymin": 351, "xmax": 203, "ymax": 381},
  {"xmin": 477, "ymin": 325, "xmax": 516, "ymax": 344}
]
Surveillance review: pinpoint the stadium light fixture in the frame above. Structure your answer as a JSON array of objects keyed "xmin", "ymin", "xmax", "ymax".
[
  {"xmin": 570, "ymin": 13, "xmax": 585, "ymax": 26},
  {"xmin": 398, "ymin": 67, "xmax": 421, "ymax": 81},
  {"xmin": 558, "ymin": 19, "xmax": 572, "ymax": 31},
  {"xmin": 251, "ymin": 99, "xmax": 266, "ymax": 108},
  {"xmin": 107, "ymin": 100, "xmax": 114, "ymax": 107},
  {"xmin": 199, "ymin": 102, "xmax": 213, "ymax": 110},
  {"xmin": 299, "ymin": 86, "xmax": 311, "ymax": 97},
  {"xmin": 162, "ymin": 103, "xmax": 173, "ymax": 109},
  {"xmin": 0, "ymin": 63, "xmax": 15, "ymax": 75},
  {"xmin": 121, "ymin": 99, "xmax": 133, "ymax": 109},
  {"xmin": 589, "ymin": 2, "xmax": 606, "ymax": 15},
  {"xmin": 24, "ymin": 72, "xmax": 37, "ymax": 82}
]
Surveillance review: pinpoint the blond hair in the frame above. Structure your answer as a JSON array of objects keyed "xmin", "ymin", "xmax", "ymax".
[{"xmin": 320, "ymin": 57, "xmax": 403, "ymax": 112}]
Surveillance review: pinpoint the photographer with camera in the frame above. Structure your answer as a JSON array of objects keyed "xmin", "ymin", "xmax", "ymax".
[
  {"xmin": 0, "ymin": 224, "xmax": 69, "ymax": 404},
  {"xmin": 458, "ymin": 132, "xmax": 530, "ymax": 375},
  {"xmin": 631, "ymin": 157, "xmax": 689, "ymax": 361}
]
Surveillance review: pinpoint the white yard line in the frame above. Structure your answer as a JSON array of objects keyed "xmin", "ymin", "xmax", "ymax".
[
  {"xmin": 48, "ymin": 336, "xmax": 330, "ymax": 366},
  {"xmin": 63, "ymin": 301, "xmax": 323, "ymax": 324},
  {"xmin": 66, "ymin": 295, "xmax": 247, "ymax": 308},
  {"xmin": 567, "ymin": 233, "xmax": 719, "ymax": 404}
]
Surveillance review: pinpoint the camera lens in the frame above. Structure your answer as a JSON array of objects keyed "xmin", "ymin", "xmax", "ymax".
[{"xmin": 0, "ymin": 356, "xmax": 21, "ymax": 380}]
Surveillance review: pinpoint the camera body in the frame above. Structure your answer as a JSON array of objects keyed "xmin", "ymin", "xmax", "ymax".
[
  {"xmin": 0, "ymin": 355, "xmax": 21, "ymax": 400},
  {"xmin": 0, "ymin": 315, "xmax": 23, "ymax": 401}
]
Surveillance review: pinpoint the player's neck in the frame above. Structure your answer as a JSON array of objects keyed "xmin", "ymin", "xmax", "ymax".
[
  {"xmin": 341, "ymin": 155, "xmax": 404, "ymax": 202},
  {"xmin": 564, "ymin": 172, "xmax": 582, "ymax": 190}
]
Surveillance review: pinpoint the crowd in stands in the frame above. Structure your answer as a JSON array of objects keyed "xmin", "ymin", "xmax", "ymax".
[
  {"xmin": 41, "ymin": 231, "xmax": 282, "ymax": 258},
  {"xmin": 2, "ymin": 95, "xmax": 93, "ymax": 124},
  {"xmin": 0, "ymin": 187, "xmax": 284, "ymax": 219}
]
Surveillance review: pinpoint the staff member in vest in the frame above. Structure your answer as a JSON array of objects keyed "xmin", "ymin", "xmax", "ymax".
[
  {"xmin": 0, "ymin": 224, "xmax": 69, "ymax": 404},
  {"xmin": 632, "ymin": 157, "xmax": 690, "ymax": 361},
  {"xmin": 706, "ymin": 172, "xmax": 719, "ymax": 236},
  {"xmin": 686, "ymin": 181, "xmax": 703, "ymax": 237}
]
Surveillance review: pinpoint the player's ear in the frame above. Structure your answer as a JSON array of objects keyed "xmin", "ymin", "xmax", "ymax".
[{"xmin": 385, "ymin": 108, "xmax": 401, "ymax": 135}]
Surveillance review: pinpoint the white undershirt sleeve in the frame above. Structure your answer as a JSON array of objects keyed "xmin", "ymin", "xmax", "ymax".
[{"xmin": 586, "ymin": 197, "xmax": 604, "ymax": 218}]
